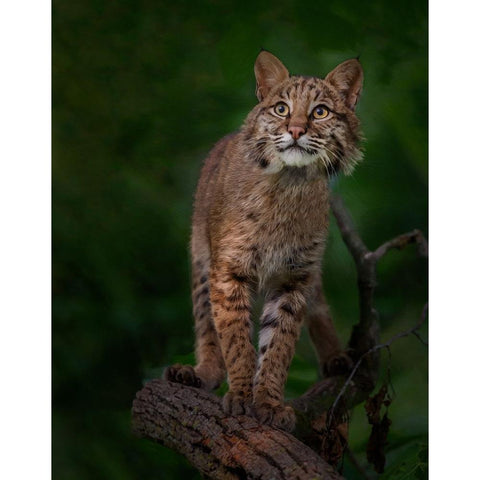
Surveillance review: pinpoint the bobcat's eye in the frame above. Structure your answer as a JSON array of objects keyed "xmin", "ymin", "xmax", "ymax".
[
  {"xmin": 274, "ymin": 102, "xmax": 290, "ymax": 117},
  {"xmin": 312, "ymin": 105, "xmax": 329, "ymax": 119}
]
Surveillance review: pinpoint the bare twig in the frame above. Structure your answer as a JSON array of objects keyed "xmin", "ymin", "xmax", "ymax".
[
  {"xmin": 412, "ymin": 331, "xmax": 428, "ymax": 346},
  {"xmin": 328, "ymin": 303, "xmax": 428, "ymax": 423},
  {"xmin": 330, "ymin": 194, "xmax": 369, "ymax": 261},
  {"xmin": 330, "ymin": 194, "xmax": 380, "ymax": 376},
  {"xmin": 370, "ymin": 229, "xmax": 428, "ymax": 261}
]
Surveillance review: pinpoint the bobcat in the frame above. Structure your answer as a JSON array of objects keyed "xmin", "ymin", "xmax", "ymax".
[{"xmin": 165, "ymin": 50, "xmax": 363, "ymax": 432}]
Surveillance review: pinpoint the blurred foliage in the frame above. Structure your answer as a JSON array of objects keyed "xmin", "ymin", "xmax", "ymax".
[{"xmin": 53, "ymin": 0, "xmax": 427, "ymax": 478}]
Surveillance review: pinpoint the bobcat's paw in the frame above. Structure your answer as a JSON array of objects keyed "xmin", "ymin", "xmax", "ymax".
[
  {"xmin": 252, "ymin": 403, "xmax": 296, "ymax": 432},
  {"xmin": 164, "ymin": 364, "xmax": 203, "ymax": 388},
  {"xmin": 223, "ymin": 391, "xmax": 253, "ymax": 416},
  {"xmin": 323, "ymin": 351, "xmax": 353, "ymax": 377}
]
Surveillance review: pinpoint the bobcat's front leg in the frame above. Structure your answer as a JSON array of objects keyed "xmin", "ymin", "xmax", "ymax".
[
  {"xmin": 210, "ymin": 265, "xmax": 256, "ymax": 415},
  {"xmin": 253, "ymin": 277, "xmax": 309, "ymax": 431}
]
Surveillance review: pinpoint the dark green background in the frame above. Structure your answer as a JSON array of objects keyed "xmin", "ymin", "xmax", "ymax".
[{"xmin": 53, "ymin": 0, "xmax": 427, "ymax": 478}]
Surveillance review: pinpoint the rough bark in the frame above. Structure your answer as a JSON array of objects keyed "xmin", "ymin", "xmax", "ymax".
[
  {"xmin": 132, "ymin": 379, "xmax": 343, "ymax": 479},
  {"xmin": 131, "ymin": 194, "xmax": 428, "ymax": 479}
]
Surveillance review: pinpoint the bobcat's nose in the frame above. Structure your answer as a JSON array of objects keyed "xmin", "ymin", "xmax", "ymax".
[{"xmin": 288, "ymin": 125, "xmax": 306, "ymax": 140}]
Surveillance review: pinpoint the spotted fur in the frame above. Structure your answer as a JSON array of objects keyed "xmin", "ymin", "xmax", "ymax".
[{"xmin": 164, "ymin": 51, "xmax": 363, "ymax": 432}]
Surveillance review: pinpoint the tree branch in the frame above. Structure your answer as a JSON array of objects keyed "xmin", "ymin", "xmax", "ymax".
[
  {"xmin": 370, "ymin": 229, "xmax": 428, "ymax": 261},
  {"xmin": 330, "ymin": 194, "xmax": 427, "ymax": 376},
  {"xmin": 132, "ymin": 379, "xmax": 343, "ymax": 480}
]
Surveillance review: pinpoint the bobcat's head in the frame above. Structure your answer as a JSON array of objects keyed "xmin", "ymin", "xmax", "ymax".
[{"xmin": 243, "ymin": 50, "xmax": 363, "ymax": 176}]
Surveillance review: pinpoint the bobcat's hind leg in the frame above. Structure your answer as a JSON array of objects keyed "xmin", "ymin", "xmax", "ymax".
[
  {"xmin": 305, "ymin": 271, "xmax": 352, "ymax": 377},
  {"xmin": 192, "ymin": 266, "xmax": 226, "ymax": 390},
  {"xmin": 165, "ymin": 256, "xmax": 226, "ymax": 391}
]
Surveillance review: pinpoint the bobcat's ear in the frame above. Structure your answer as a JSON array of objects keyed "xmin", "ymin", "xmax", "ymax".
[
  {"xmin": 325, "ymin": 59, "xmax": 363, "ymax": 111},
  {"xmin": 254, "ymin": 50, "xmax": 290, "ymax": 102}
]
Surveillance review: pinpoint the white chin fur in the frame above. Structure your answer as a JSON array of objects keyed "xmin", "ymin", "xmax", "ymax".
[{"xmin": 278, "ymin": 149, "xmax": 318, "ymax": 167}]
